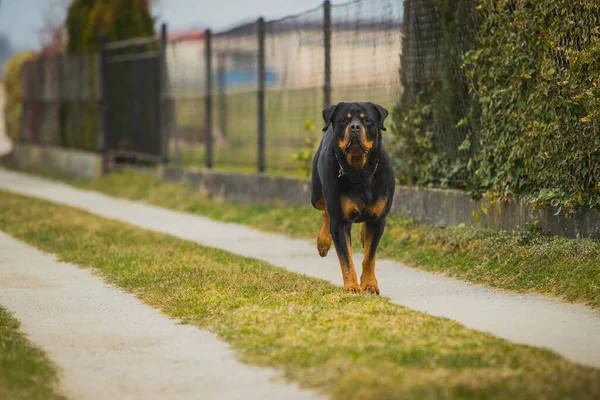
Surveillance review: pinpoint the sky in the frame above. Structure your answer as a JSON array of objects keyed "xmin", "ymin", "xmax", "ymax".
[{"xmin": 0, "ymin": 0, "xmax": 347, "ymax": 53}]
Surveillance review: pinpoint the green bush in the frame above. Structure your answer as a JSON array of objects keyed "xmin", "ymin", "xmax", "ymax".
[
  {"xmin": 391, "ymin": 0, "xmax": 478, "ymax": 187},
  {"xmin": 465, "ymin": 0, "xmax": 600, "ymax": 213},
  {"xmin": 3, "ymin": 52, "xmax": 35, "ymax": 143},
  {"xmin": 66, "ymin": 0, "xmax": 154, "ymax": 52},
  {"xmin": 392, "ymin": 0, "xmax": 600, "ymax": 213},
  {"xmin": 59, "ymin": 0, "xmax": 155, "ymax": 151}
]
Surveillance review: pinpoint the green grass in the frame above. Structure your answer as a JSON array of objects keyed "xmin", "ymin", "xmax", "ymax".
[
  {"xmin": 0, "ymin": 307, "xmax": 65, "ymax": 400},
  {"xmin": 1, "ymin": 190, "xmax": 599, "ymax": 399},
  {"xmin": 12, "ymin": 167, "xmax": 600, "ymax": 310},
  {"xmin": 170, "ymin": 84, "xmax": 396, "ymax": 171}
]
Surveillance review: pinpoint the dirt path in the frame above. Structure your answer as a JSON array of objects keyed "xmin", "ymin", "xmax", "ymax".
[
  {"xmin": 0, "ymin": 231, "xmax": 323, "ymax": 400},
  {"xmin": 1, "ymin": 168, "xmax": 599, "ymax": 370}
]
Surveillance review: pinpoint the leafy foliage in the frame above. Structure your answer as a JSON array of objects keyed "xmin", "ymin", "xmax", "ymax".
[
  {"xmin": 392, "ymin": 0, "xmax": 600, "ymax": 213},
  {"xmin": 61, "ymin": 0, "xmax": 155, "ymax": 151},
  {"xmin": 289, "ymin": 119, "xmax": 317, "ymax": 177},
  {"xmin": 391, "ymin": 0, "xmax": 478, "ymax": 187},
  {"xmin": 66, "ymin": 0, "xmax": 154, "ymax": 53},
  {"xmin": 3, "ymin": 52, "xmax": 36, "ymax": 143},
  {"xmin": 465, "ymin": 0, "xmax": 600, "ymax": 212}
]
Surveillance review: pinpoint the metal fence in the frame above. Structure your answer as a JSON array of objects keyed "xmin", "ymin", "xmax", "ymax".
[
  {"xmin": 21, "ymin": 53, "xmax": 101, "ymax": 150},
  {"xmin": 166, "ymin": 0, "xmax": 404, "ymax": 173},
  {"xmin": 21, "ymin": 0, "xmax": 404, "ymax": 174}
]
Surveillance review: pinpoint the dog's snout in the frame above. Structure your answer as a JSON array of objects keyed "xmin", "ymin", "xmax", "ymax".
[{"xmin": 349, "ymin": 123, "xmax": 362, "ymax": 133}]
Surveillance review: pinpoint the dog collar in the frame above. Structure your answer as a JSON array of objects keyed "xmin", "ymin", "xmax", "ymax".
[
  {"xmin": 334, "ymin": 152, "xmax": 346, "ymax": 178},
  {"xmin": 334, "ymin": 152, "xmax": 379, "ymax": 179}
]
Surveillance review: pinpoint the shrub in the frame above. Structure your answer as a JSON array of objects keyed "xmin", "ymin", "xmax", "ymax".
[
  {"xmin": 390, "ymin": 0, "xmax": 478, "ymax": 188},
  {"xmin": 66, "ymin": 0, "xmax": 154, "ymax": 53},
  {"xmin": 392, "ymin": 0, "xmax": 600, "ymax": 213},
  {"xmin": 465, "ymin": 0, "xmax": 600, "ymax": 213},
  {"xmin": 3, "ymin": 52, "xmax": 36, "ymax": 143},
  {"xmin": 59, "ymin": 0, "xmax": 155, "ymax": 151}
]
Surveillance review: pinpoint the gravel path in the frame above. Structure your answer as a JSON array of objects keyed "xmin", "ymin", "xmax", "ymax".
[
  {"xmin": 1, "ymin": 168, "xmax": 599, "ymax": 370},
  {"xmin": 0, "ymin": 231, "xmax": 323, "ymax": 400}
]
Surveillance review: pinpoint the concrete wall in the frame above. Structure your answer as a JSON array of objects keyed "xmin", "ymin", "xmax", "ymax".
[
  {"xmin": 11, "ymin": 144, "xmax": 102, "ymax": 179},
  {"xmin": 162, "ymin": 166, "xmax": 600, "ymax": 240}
]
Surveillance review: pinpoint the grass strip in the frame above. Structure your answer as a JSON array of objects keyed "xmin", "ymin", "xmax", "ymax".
[
  {"xmin": 9, "ymin": 166, "xmax": 600, "ymax": 309},
  {"xmin": 0, "ymin": 307, "xmax": 65, "ymax": 400},
  {"xmin": 0, "ymin": 190, "xmax": 599, "ymax": 399}
]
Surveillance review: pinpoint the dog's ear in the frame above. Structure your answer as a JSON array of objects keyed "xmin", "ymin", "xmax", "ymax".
[
  {"xmin": 322, "ymin": 103, "xmax": 341, "ymax": 132},
  {"xmin": 370, "ymin": 102, "xmax": 389, "ymax": 131}
]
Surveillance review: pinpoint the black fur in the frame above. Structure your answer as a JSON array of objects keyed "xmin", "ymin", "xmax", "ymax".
[{"xmin": 310, "ymin": 101, "xmax": 395, "ymax": 293}]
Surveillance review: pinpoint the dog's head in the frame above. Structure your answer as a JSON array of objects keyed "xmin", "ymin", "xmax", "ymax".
[{"xmin": 322, "ymin": 102, "xmax": 389, "ymax": 169}]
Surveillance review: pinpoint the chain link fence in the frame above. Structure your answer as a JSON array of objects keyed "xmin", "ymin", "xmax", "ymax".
[
  {"xmin": 22, "ymin": 53, "xmax": 100, "ymax": 150},
  {"xmin": 392, "ymin": 0, "xmax": 479, "ymax": 186},
  {"xmin": 165, "ymin": 0, "xmax": 404, "ymax": 174},
  {"xmin": 330, "ymin": 0, "xmax": 403, "ymax": 112},
  {"xmin": 21, "ymin": 0, "xmax": 405, "ymax": 175}
]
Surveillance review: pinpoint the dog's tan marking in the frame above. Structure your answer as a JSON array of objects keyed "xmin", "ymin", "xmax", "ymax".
[
  {"xmin": 314, "ymin": 195, "xmax": 325, "ymax": 210},
  {"xmin": 360, "ymin": 225, "xmax": 379, "ymax": 295},
  {"xmin": 341, "ymin": 196, "xmax": 362, "ymax": 219},
  {"xmin": 339, "ymin": 235, "xmax": 361, "ymax": 293},
  {"xmin": 345, "ymin": 152, "xmax": 367, "ymax": 170},
  {"xmin": 360, "ymin": 113, "xmax": 365, "ymax": 119},
  {"xmin": 317, "ymin": 209, "xmax": 332, "ymax": 257},
  {"xmin": 367, "ymin": 197, "xmax": 388, "ymax": 218},
  {"xmin": 346, "ymin": 113, "xmax": 351, "ymax": 119}
]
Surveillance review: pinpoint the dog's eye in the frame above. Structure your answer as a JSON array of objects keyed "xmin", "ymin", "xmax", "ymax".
[
  {"xmin": 364, "ymin": 117, "xmax": 371, "ymax": 123},
  {"xmin": 340, "ymin": 118, "xmax": 347, "ymax": 124}
]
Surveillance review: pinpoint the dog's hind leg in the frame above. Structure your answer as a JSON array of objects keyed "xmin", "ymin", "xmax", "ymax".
[{"xmin": 314, "ymin": 194, "xmax": 332, "ymax": 257}]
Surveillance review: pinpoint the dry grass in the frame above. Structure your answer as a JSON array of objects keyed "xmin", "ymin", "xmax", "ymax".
[
  {"xmin": 0, "ymin": 307, "xmax": 65, "ymax": 400},
  {"xmin": 12, "ymin": 167, "xmax": 599, "ymax": 309},
  {"xmin": 1, "ymin": 190, "xmax": 599, "ymax": 400}
]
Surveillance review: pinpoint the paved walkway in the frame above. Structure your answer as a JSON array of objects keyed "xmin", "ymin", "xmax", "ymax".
[
  {"xmin": 1, "ymin": 168, "xmax": 599, "ymax": 370},
  {"xmin": 0, "ymin": 231, "xmax": 323, "ymax": 400}
]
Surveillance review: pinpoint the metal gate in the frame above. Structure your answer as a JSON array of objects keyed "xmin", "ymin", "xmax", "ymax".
[{"xmin": 99, "ymin": 25, "xmax": 168, "ymax": 167}]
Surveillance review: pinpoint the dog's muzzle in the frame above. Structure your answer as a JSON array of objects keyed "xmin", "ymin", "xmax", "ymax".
[{"xmin": 344, "ymin": 136, "xmax": 369, "ymax": 154}]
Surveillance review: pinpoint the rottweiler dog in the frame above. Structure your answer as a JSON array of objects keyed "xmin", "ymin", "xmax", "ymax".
[{"xmin": 311, "ymin": 102, "xmax": 395, "ymax": 294}]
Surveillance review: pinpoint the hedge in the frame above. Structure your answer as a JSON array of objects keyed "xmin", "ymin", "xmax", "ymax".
[
  {"xmin": 392, "ymin": 0, "xmax": 600, "ymax": 213},
  {"xmin": 465, "ymin": 0, "xmax": 600, "ymax": 213}
]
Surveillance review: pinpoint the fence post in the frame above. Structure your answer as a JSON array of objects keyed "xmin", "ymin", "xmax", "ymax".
[
  {"xmin": 159, "ymin": 23, "xmax": 169, "ymax": 166},
  {"xmin": 217, "ymin": 53, "xmax": 227, "ymax": 139},
  {"xmin": 204, "ymin": 28, "xmax": 213, "ymax": 169},
  {"xmin": 323, "ymin": 0, "xmax": 332, "ymax": 109},
  {"xmin": 132, "ymin": 44, "xmax": 143, "ymax": 154},
  {"xmin": 257, "ymin": 17, "xmax": 266, "ymax": 174},
  {"xmin": 99, "ymin": 33, "xmax": 110, "ymax": 173},
  {"xmin": 56, "ymin": 54, "xmax": 63, "ymax": 147},
  {"xmin": 20, "ymin": 61, "xmax": 30, "ymax": 144},
  {"xmin": 34, "ymin": 58, "xmax": 43, "ymax": 143}
]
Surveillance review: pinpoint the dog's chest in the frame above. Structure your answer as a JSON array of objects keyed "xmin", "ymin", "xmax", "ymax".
[{"xmin": 340, "ymin": 193, "xmax": 387, "ymax": 222}]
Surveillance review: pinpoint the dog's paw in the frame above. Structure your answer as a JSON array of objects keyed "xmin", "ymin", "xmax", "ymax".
[
  {"xmin": 317, "ymin": 236, "xmax": 332, "ymax": 257},
  {"xmin": 360, "ymin": 277, "xmax": 380, "ymax": 295},
  {"xmin": 343, "ymin": 281, "xmax": 362, "ymax": 293}
]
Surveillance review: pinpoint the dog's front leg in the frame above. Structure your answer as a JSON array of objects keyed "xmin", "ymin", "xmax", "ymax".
[
  {"xmin": 330, "ymin": 219, "xmax": 361, "ymax": 293},
  {"xmin": 360, "ymin": 219, "xmax": 386, "ymax": 295}
]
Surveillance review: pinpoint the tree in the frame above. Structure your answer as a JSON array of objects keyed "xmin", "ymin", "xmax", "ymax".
[
  {"xmin": 66, "ymin": 0, "xmax": 155, "ymax": 53},
  {"xmin": 38, "ymin": 0, "xmax": 70, "ymax": 55}
]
